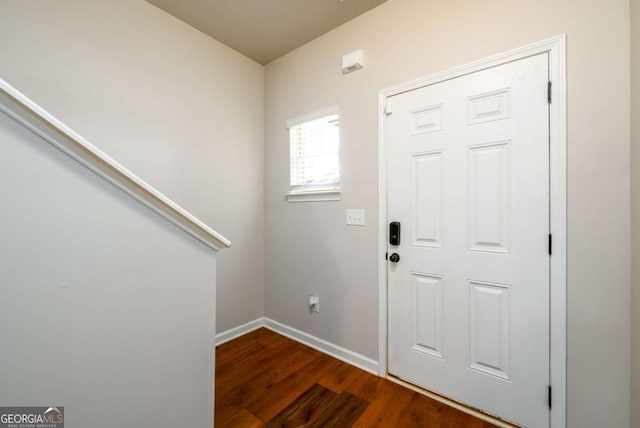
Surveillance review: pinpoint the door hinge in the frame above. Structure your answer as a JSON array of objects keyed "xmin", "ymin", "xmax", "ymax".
[
  {"xmin": 547, "ymin": 81, "xmax": 552, "ymax": 104},
  {"xmin": 384, "ymin": 100, "xmax": 393, "ymax": 115},
  {"xmin": 548, "ymin": 234, "xmax": 552, "ymax": 255},
  {"xmin": 548, "ymin": 385, "xmax": 552, "ymax": 409}
]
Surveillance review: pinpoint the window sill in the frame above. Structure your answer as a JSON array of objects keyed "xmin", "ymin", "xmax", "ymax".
[{"xmin": 286, "ymin": 190, "xmax": 342, "ymax": 202}]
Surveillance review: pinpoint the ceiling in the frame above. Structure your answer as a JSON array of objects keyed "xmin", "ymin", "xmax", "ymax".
[{"xmin": 145, "ymin": 0, "xmax": 387, "ymax": 65}]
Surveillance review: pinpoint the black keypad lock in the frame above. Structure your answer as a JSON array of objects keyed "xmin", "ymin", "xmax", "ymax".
[{"xmin": 389, "ymin": 222, "xmax": 401, "ymax": 246}]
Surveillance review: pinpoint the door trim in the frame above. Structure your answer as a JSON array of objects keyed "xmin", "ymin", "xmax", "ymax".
[{"xmin": 377, "ymin": 35, "xmax": 567, "ymax": 428}]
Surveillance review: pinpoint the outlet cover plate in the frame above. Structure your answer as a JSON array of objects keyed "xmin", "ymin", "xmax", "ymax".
[
  {"xmin": 347, "ymin": 209, "xmax": 365, "ymax": 226},
  {"xmin": 309, "ymin": 295, "xmax": 320, "ymax": 313}
]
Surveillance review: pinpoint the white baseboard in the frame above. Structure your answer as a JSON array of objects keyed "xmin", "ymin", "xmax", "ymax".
[
  {"xmin": 262, "ymin": 318, "xmax": 379, "ymax": 375},
  {"xmin": 215, "ymin": 318, "xmax": 264, "ymax": 346},
  {"xmin": 215, "ymin": 317, "xmax": 379, "ymax": 375}
]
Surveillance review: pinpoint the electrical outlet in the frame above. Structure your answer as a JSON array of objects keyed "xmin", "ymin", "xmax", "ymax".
[
  {"xmin": 309, "ymin": 295, "xmax": 320, "ymax": 313},
  {"xmin": 346, "ymin": 209, "xmax": 365, "ymax": 226}
]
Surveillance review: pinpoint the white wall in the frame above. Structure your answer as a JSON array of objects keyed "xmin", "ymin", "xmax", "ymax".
[
  {"xmin": 264, "ymin": 0, "xmax": 631, "ymax": 426},
  {"xmin": 0, "ymin": 105, "xmax": 217, "ymax": 426},
  {"xmin": 631, "ymin": 0, "xmax": 640, "ymax": 426},
  {"xmin": 0, "ymin": 0, "xmax": 264, "ymax": 333}
]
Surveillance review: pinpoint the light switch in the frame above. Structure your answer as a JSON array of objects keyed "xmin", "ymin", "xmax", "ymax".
[{"xmin": 347, "ymin": 209, "xmax": 365, "ymax": 226}]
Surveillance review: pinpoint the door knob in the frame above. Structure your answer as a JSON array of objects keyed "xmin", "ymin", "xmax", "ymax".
[{"xmin": 389, "ymin": 253, "xmax": 400, "ymax": 263}]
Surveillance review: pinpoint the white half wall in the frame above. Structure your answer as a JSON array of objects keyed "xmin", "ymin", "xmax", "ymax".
[
  {"xmin": 0, "ymin": 99, "xmax": 217, "ymax": 426},
  {"xmin": 0, "ymin": 0, "xmax": 265, "ymax": 333},
  {"xmin": 264, "ymin": 0, "xmax": 631, "ymax": 426}
]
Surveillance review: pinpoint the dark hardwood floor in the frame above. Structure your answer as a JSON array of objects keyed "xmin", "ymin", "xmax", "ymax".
[{"xmin": 215, "ymin": 328, "xmax": 498, "ymax": 427}]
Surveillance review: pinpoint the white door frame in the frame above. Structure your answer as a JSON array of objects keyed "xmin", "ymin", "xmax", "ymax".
[{"xmin": 377, "ymin": 35, "xmax": 567, "ymax": 427}]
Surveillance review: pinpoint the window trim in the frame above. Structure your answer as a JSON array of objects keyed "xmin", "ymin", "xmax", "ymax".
[
  {"xmin": 285, "ymin": 105, "xmax": 341, "ymax": 202},
  {"xmin": 285, "ymin": 189, "xmax": 342, "ymax": 202},
  {"xmin": 285, "ymin": 105, "xmax": 340, "ymax": 129}
]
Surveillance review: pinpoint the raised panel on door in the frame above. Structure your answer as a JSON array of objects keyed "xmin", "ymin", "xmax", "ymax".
[
  {"xmin": 469, "ymin": 280, "xmax": 511, "ymax": 380},
  {"xmin": 411, "ymin": 272, "xmax": 444, "ymax": 360},
  {"xmin": 412, "ymin": 151, "xmax": 443, "ymax": 248},
  {"xmin": 468, "ymin": 141, "xmax": 511, "ymax": 253}
]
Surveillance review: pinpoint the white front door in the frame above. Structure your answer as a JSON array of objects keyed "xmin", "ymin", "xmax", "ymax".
[{"xmin": 387, "ymin": 53, "xmax": 550, "ymax": 428}]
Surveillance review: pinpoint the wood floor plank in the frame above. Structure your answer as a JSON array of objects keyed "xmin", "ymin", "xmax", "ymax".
[
  {"xmin": 318, "ymin": 359, "xmax": 366, "ymax": 394},
  {"xmin": 343, "ymin": 370, "xmax": 388, "ymax": 402},
  {"xmin": 217, "ymin": 328, "xmax": 267, "ymax": 357},
  {"xmin": 395, "ymin": 392, "xmax": 435, "ymax": 427},
  {"xmin": 264, "ymin": 383, "xmax": 337, "ymax": 428},
  {"xmin": 350, "ymin": 381, "xmax": 416, "ymax": 428},
  {"xmin": 258, "ymin": 330, "xmax": 298, "ymax": 350},
  {"xmin": 216, "ymin": 349, "xmax": 317, "ymax": 411},
  {"xmin": 307, "ymin": 390, "xmax": 369, "ymax": 428},
  {"xmin": 398, "ymin": 390, "xmax": 497, "ymax": 428},
  {"xmin": 216, "ymin": 341, "xmax": 311, "ymax": 396},
  {"xmin": 247, "ymin": 353, "xmax": 340, "ymax": 422},
  {"xmin": 215, "ymin": 328, "xmax": 499, "ymax": 428},
  {"xmin": 216, "ymin": 341, "xmax": 266, "ymax": 373},
  {"xmin": 214, "ymin": 405, "xmax": 262, "ymax": 428}
]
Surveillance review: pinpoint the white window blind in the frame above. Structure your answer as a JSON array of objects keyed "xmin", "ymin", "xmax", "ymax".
[{"xmin": 289, "ymin": 112, "xmax": 340, "ymax": 192}]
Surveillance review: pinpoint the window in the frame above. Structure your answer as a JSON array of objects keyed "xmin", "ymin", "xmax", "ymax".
[{"xmin": 286, "ymin": 107, "xmax": 341, "ymax": 202}]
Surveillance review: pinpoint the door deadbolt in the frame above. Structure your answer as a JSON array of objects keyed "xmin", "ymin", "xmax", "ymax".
[{"xmin": 389, "ymin": 222, "xmax": 401, "ymax": 246}]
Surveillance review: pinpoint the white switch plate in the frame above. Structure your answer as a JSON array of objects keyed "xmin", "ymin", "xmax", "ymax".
[{"xmin": 347, "ymin": 209, "xmax": 365, "ymax": 226}]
